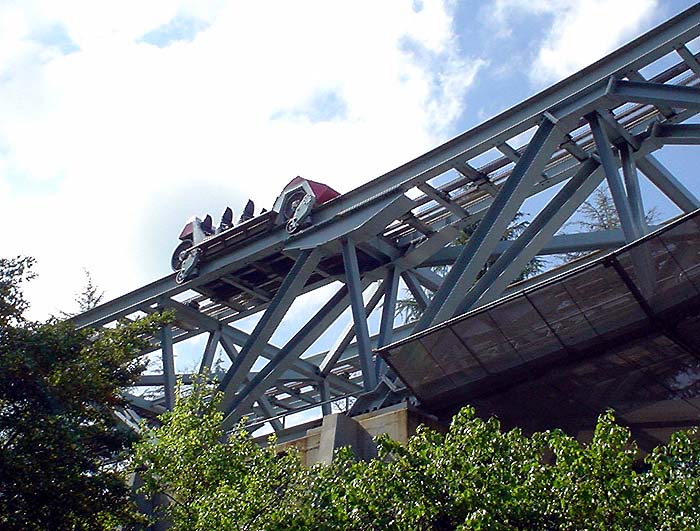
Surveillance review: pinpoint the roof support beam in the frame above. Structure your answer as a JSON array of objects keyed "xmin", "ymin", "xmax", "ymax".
[
  {"xmin": 376, "ymin": 267, "xmax": 400, "ymax": 380},
  {"xmin": 256, "ymin": 395, "xmax": 283, "ymax": 433},
  {"xmin": 417, "ymin": 183, "xmax": 470, "ymax": 218},
  {"xmin": 675, "ymin": 44, "xmax": 700, "ymax": 77}
]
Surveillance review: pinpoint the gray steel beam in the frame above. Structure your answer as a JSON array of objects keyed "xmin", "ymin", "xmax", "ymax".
[
  {"xmin": 160, "ymin": 325, "xmax": 176, "ymax": 410},
  {"xmin": 676, "ymin": 44, "xmax": 700, "ymax": 76},
  {"xmin": 607, "ymin": 78, "xmax": 700, "ymax": 111},
  {"xmin": 412, "ymin": 268, "xmax": 443, "ymax": 293},
  {"xmin": 218, "ymin": 333, "xmax": 239, "ymax": 362},
  {"xmin": 421, "ymin": 229, "xmax": 630, "ymax": 266},
  {"xmin": 342, "ymin": 239, "xmax": 377, "ymax": 390},
  {"xmin": 401, "ymin": 271, "xmax": 430, "ymax": 311},
  {"xmin": 496, "ymin": 142, "xmax": 522, "ymax": 162},
  {"xmin": 597, "ymin": 110, "xmax": 641, "ymax": 150},
  {"xmin": 222, "ymin": 284, "xmax": 356, "ymax": 426},
  {"xmin": 377, "ymin": 268, "xmax": 399, "ymax": 348},
  {"xmin": 417, "ymin": 183, "xmax": 470, "ymax": 218},
  {"xmin": 221, "ymin": 276, "xmax": 272, "ymax": 302},
  {"xmin": 588, "ymin": 112, "xmax": 641, "ymax": 242},
  {"xmin": 620, "ymin": 142, "xmax": 649, "ymax": 235},
  {"xmin": 376, "ymin": 267, "xmax": 400, "ymax": 379},
  {"xmin": 199, "ymin": 329, "xmax": 221, "ymax": 373},
  {"xmin": 636, "ymin": 154, "xmax": 700, "ymax": 213},
  {"xmin": 416, "ymin": 116, "xmax": 566, "ymax": 330},
  {"xmin": 461, "ymin": 160, "xmax": 603, "ymax": 311},
  {"xmin": 319, "ymin": 381, "xmax": 331, "ymax": 416},
  {"xmin": 624, "ymin": 69, "xmax": 675, "ymax": 117},
  {"xmin": 256, "ymin": 395, "xmax": 283, "ymax": 432},
  {"xmin": 219, "ymin": 248, "xmax": 323, "ymax": 405},
  {"xmin": 651, "ymin": 123, "xmax": 700, "ymax": 144},
  {"xmin": 319, "ymin": 282, "xmax": 383, "ymax": 376},
  {"xmin": 455, "ymin": 165, "xmax": 499, "ymax": 196}
]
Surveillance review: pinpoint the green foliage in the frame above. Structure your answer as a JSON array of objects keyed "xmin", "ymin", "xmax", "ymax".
[
  {"xmin": 136, "ymin": 387, "xmax": 700, "ymax": 531},
  {"xmin": 135, "ymin": 382, "xmax": 308, "ymax": 530},
  {"xmin": 558, "ymin": 185, "xmax": 660, "ymax": 263},
  {"xmin": 0, "ymin": 256, "xmax": 171, "ymax": 530},
  {"xmin": 60, "ymin": 268, "xmax": 106, "ymax": 318},
  {"xmin": 0, "ymin": 256, "xmax": 35, "ymax": 327}
]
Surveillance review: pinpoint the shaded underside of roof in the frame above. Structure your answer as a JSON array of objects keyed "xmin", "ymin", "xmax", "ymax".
[{"xmin": 381, "ymin": 211, "xmax": 700, "ymax": 447}]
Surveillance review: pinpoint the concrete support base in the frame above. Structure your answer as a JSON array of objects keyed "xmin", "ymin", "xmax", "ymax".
[{"xmin": 277, "ymin": 402, "xmax": 444, "ymax": 465}]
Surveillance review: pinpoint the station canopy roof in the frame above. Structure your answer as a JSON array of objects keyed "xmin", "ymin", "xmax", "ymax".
[{"xmin": 379, "ymin": 211, "xmax": 700, "ymax": 447}]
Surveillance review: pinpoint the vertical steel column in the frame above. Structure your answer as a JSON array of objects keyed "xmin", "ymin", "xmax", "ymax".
[
  {"xmin": 636, "ymin": 155, "xmax": 700, "ymax": 213},
  {"xmin": 319, "ymin": 282, "xmax": 383, "ymax": 376},
  {"xmin": 457, "ymin": 159, "xmax": 601, "ymax": 313},
  {"xmin": 377, "ymin": 267, "xmax": 399, "ymax": 348},
  {"xmin": 415, "ymin": 116, "xmax": 565, "ymax": 330},
  {"xmin": 588, "ymin": 112, "xmax": 641, "ymax": 242},
  {"xmin": 342, "ymin": 238, "xmax": 377, "ymax": 390},
  {"xmin": 319, "ymin": 381, "xmax": 331, "ymax": 416},
  {"xmin": 376, "ymin": 267, "xmax": 400, "ymax": 379},
  {"xmin": 160, "ymin": 325, "xmax": 176, "ymax": 410},
  {"xmin": 620, "ymin": 142, "xmax": 649, "ymax": 235},
  {"xmin": 219, "ymin": 248, "xmax": 322, "ymax": 405}
]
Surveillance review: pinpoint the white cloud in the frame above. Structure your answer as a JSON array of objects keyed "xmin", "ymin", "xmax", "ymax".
[
  {"xmin": 493, "ymin": 0, "xmax": 657, "ymax": 84},
  {"xmin": 0, "ymin": 0, "xmax": 483, "ymax": 319}
]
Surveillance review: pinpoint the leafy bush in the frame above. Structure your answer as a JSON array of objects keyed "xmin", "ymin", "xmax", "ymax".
[{"xmin": 135, "ymin": 384, "xmax": 700, "ymax": 531}]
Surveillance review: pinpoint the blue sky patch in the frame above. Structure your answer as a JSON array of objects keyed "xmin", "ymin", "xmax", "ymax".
[
  {"xmin": 271, "ymin": 89, "xmax": 348, "ymax": 123},
  {"xmin": 30, "ymin": 23, "xmax": 79, "ymax": 55},
  {"xmin": 139, "ymin": 14, "xmax": 210, "ymax": 48}
]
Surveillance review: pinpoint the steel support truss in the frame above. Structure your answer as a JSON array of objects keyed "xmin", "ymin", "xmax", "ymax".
[{"xmin": 73, "ymin": 5, "xmax": 700, "ymax": 435}]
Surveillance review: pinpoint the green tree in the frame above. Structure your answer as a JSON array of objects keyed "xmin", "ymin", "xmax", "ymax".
[
  {"xmin": 134, "ymin": 381, "xmax": 308, "ymax": 530},
  {"xmin": 559, "ymin": 185, "xmax": 659, "ymax": 262},
  {"xmin": 0, "ymin": 257, "xmax": 35, "ymax": 327},
  {"xmin": 0, "ymin": 257, "xmax": 170, "ymax": 531},
  {"xmin": 60, "ymin": 268, "xmax": 106, "ymax": 318},
  {"xmin": 135, "ymin": 383, "xmax": 700, "ymax": 531}
]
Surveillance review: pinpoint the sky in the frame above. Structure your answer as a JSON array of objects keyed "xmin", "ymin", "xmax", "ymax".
[{"xmin": 2, "ymin": 0, "xmax": 698, "ymax": 323}]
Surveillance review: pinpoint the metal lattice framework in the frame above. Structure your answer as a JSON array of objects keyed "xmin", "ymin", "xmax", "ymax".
[{"xmin": 75, "ymin": 5, "xmax": 700, "ymax": 435}]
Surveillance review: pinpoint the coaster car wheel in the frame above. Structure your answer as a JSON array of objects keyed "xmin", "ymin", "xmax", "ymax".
[{"xmin": 171, "ymin": 239, "xmax": 193, "ymax": 271}]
